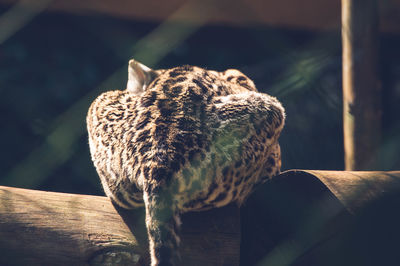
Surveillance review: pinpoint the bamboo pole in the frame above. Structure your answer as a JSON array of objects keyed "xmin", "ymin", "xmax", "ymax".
[{"xmin": 342, "ymin": 0, "xmax": 381, "ymax": 170}]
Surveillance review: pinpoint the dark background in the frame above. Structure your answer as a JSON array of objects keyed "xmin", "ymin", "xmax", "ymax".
[{"xmin": 0, "ymin": 1, "xmax": 399, "ymax": 196}]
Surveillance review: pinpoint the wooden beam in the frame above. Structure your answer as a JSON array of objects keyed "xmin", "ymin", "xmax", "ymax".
[
  {"xmin": 0, "ymin": 186, "xmax": 240, "ymax": 266},
  {"xmin": 341, "ymin": 0, "xmax": 381, "ymax": 170}
]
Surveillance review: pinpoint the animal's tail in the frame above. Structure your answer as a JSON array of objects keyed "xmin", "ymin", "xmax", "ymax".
[{"xmin": 143, "ymin": 187, "xmax": 181, "ymax": 266}]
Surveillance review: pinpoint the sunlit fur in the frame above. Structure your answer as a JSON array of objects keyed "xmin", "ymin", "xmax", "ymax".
[{"xmin": 87, "ymin": 61, "xmax": 285, "ymax": 266}]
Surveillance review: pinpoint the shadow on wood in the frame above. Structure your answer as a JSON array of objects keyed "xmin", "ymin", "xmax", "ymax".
[
  {"xmin": 1, "ymin": 170, "xmax": 400, "ymax": 265},
  {"xmin": 241, "ymin": 170, "xmax": 400, "ymax": 266}
]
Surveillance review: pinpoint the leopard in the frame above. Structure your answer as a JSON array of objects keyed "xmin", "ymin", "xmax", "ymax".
[{"xmin": 87, "ymin": 59, "xmax": 285, "ymax": 266}]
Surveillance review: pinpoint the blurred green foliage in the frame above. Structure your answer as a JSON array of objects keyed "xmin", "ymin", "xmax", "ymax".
[{"xmin": 0, "ymin": 5, "xmax": 399, "ymax": 197}]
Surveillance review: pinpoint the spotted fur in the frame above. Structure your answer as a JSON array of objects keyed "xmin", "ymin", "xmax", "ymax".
[{"xmin": 87, "ymin": 59, "xmax": 285, "ymax": 265}]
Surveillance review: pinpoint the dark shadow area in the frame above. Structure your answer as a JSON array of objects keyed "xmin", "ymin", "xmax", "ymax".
[
  {"xmin": 112, "ymin": 202, "xmax": 150, "ymax": 265},
  {"xmin": 294, "ymin": 190, "xmax": 400, "ymax": 266},
  {"xmin": 241, "ymin": 170, "xmax": 400, "ymax": 266},
  {"xmin": 1, "ymin": 6, "xmax": 399, "ymax": 195}
]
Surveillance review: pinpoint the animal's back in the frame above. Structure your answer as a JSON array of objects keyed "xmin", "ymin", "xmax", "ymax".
[{"xmin": 87, "ymin": 60, "xmax": 285, "ymax": 265}]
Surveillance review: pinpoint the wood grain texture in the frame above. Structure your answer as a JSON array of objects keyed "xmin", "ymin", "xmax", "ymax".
[
  {"xmin": 0, "ymin": 186, "xmax": 240, "ymax": 266},
  {"xmin": 342, "ymin": 0, "xmax": 381, "ymax": 170},
  {"xmin": 2, "ymin": 170, "xmax": 400, "ymax": 265},
  {"xmin": 304, "ymin": 170, "xmax": 400, "ymax": 213}
]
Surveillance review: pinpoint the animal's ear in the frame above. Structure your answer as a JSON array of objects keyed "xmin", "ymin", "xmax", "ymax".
[{"xmin": 127, "ymin": 59, "xmax": 158, "ymax": 94}]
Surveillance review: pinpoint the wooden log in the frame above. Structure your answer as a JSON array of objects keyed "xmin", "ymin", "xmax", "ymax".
[
  {"xmin": 242, "ymin": 170, "xmax": 400, "ymax": 266},
  {"xmin": 301, "ymin": 170, "xmax": 400, "ymax": 213},
  {"xmin": 2, "ymin": 170, "xmax": 400, "ymax": 265},
  {"xmin": 0, "ymin": 186, "xmax": 240, "ymax": 266},
  {"xmin": 341, "ymin": 0, "xmax": 381, "ymax": 170}
]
